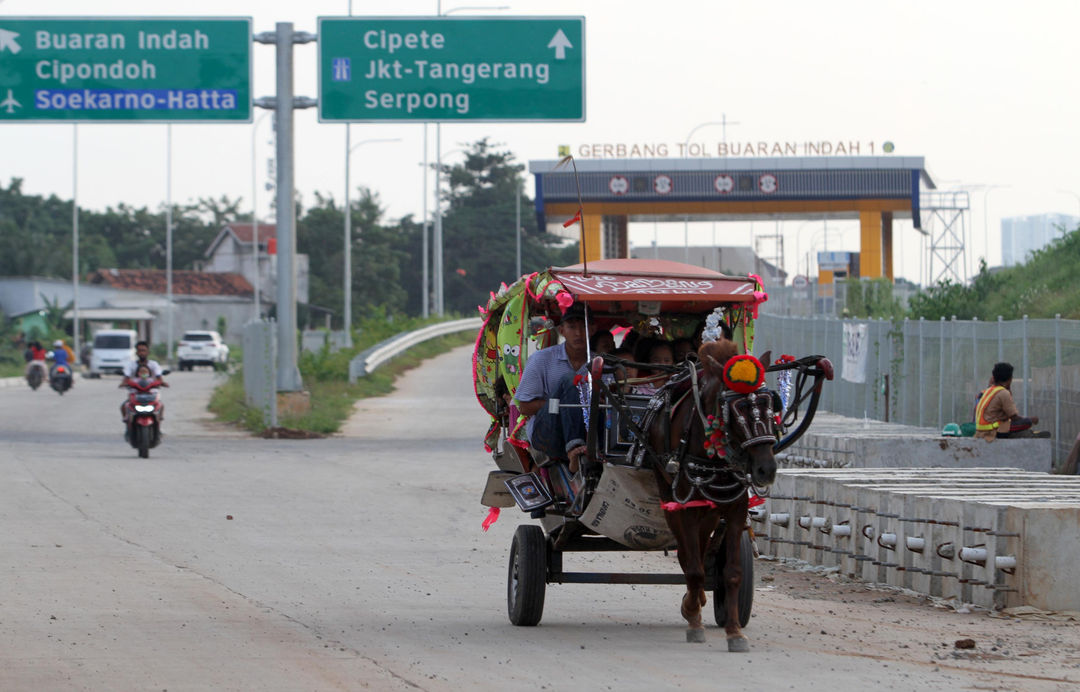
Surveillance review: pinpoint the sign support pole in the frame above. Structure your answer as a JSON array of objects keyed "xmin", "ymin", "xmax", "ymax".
[{"xmin": 273, "ymin": 22, "xmax": 302, "ymax": 391}]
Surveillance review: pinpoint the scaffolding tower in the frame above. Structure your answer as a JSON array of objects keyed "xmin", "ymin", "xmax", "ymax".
[{"xmin": 920, "ymin": 190, "xmax": 970, "ymax": 285}]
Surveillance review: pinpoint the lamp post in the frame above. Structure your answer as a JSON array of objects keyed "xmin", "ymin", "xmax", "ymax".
[
  {"xmin": 982, "ymin": 184, "xmax": 1008, "ymax": 269},
  {"xmin": 682, "ymin": 115, "xmax": 740, "ymax": 156},
  {"xmin": 165, "ymin": 124, "xmax": 173, "ymax": 363},
  {"xmin": 792, "ymin": 217, "xmax": 826, "ymax": 283},
  {"xmin": 71, "ymin": 125, "xmax": 79, "ymax": 359},
  {"xmin": 431, "ymin": 145, "xmax": 466, "ymax": 316},
  {"xmin": 804, "ymin": 227, "xmax": 843, "ymax": 277},
  {"xmin": 251, "ymin": 110, "xmax": 273, "ymax": 320},
  {"xmin": 433, "ymin": 3, "xmax": 510, "ymax": 316},
  {"xmin": 344, "ymin": 136, "xmax": 401, "ymax": 343}
]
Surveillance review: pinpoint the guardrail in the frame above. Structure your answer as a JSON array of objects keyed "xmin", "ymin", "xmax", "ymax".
[{"xmin": 348, "ymin": 317, "xmax": 481, "ymax": 382}]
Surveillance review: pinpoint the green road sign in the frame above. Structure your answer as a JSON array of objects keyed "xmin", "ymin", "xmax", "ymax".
[
  {"xmin": 0, "ymin": 17, "xmax": 252, "ymax": 122},
  {"xmin": 318, "ymin": 16, "xmax": 585, "ymax": 122}
]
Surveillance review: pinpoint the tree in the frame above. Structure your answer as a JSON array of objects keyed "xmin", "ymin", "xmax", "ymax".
[{"xmin": 439, "ymin": 139, "xmax": 577, "ymax": 314}]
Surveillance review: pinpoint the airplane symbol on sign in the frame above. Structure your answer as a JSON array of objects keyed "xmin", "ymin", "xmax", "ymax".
[{"xmin": 0, "ymin": 89, "xmax": 21, "ymax": 114}]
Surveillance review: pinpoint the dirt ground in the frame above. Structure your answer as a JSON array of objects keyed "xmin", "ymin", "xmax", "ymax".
[{"xmin": 754, "ymin": 556, "xmax": 1080, "ymax": 690}]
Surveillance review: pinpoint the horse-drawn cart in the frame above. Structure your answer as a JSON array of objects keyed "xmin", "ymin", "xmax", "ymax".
[{"xmin": 474, "ymin": 259, "xmax": 832, "ymax": 649}]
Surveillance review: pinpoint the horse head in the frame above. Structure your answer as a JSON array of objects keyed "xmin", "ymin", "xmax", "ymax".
[{"xmin": 698, "ymin": 341, "xmax": 778, "ymax": 488}]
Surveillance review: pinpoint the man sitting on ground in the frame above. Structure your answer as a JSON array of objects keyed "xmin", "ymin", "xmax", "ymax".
[{"xmin": 974, "ymin": 362, "xmax": 1046, "ymax": 441}]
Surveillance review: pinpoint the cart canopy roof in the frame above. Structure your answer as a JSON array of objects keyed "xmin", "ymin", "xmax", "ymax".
[{"xmin": 549, "ymin": 259, "xmax": 757, "ymax": 310}]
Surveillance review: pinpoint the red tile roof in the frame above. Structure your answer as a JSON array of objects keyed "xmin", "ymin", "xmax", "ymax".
[
  {"xmin": 226, "ymin": 222, "xmax": 277, "ymax": 243},
  {"xmin": 87, "ymin": 269, "xmax": 254, "ymax": 297}
]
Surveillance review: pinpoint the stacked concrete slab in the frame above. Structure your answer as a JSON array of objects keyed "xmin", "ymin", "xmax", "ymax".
[
  {"xmin": 777, "ymin": 412, "xmax": 1053, "ymax": 472},
  {"xmin": 754, "ymin": 467, "xmax": 1080, "ymax": 611}
]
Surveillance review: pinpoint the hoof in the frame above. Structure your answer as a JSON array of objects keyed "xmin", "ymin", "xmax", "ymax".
[
  {"xmin": 726, "ymin": 636, "xmax": 750, "ymax": 653},
  {"xmin": 686, "ymin": 628, "xmax": 706, "ymax": 643}
]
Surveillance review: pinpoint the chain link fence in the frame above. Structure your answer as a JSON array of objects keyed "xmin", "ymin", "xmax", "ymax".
[{"xmin": 757, "ymin": 314, "xmax": 1080, "ymax": 467}]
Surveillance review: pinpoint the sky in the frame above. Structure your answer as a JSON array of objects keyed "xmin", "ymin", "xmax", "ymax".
[{"xmin": 1, "ymin": 0, "xmax": 1078, "ymax": 287}]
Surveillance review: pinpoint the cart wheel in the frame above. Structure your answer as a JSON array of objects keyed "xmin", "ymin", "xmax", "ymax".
[
  {"xmin": 713, "ymin": 530, "xmax": 754, "ymax": 628},
  {"xmin": 507, "ymin": 525, "xmax": 547, "ymax": 626}
]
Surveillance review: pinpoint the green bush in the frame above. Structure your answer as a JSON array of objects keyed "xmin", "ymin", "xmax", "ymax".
[{"xmin": 210, "ymin": 315, "xmax": 474, "ymax": 435}]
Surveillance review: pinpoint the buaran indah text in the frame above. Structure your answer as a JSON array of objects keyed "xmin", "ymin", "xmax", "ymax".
[{"xmin": 35, "ymin": 29, "xmax": 210, "ymax": 51}]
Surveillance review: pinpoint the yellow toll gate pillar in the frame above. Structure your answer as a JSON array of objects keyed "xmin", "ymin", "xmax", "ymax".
[
  {"xmin": 859, "ymin": 210, "xmax": 884, "ymax": 279},
  {"xmin": 578, "ymin": 210, "xmax": 604, "ymax": 263},
  {"xmin": 882, "ymin": 211, "xmax": 894, "ymax": 280}
]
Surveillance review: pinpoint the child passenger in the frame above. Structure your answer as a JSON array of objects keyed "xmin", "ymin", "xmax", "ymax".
[{"xmin": 632, "ymin": 339, "xmax": 675, "ymax": 396}]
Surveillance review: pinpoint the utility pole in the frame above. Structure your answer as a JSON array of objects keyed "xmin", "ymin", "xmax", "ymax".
[{"xmin": 254, "ymin": 22, "xmax": 316, "ymax": 392}]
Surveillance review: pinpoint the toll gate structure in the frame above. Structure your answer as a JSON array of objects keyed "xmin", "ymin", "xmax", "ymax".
[{"xmin": 529, "ymin": 156, "xmax": 937, "ymax": 283}]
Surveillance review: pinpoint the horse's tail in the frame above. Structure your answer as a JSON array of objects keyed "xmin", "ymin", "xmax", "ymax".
[{"xmin": 698, "ymin": 339, "xmax": 739, "ymax": 379}]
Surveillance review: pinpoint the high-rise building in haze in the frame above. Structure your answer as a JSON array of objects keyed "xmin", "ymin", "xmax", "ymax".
[{"xmin": 1001, "ymin": 213, "xmax": 1079, "ymax": 267}]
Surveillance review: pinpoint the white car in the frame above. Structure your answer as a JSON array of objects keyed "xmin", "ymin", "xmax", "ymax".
[{"xmin": 176, "ymin": 330, "xmax": 229, "ymax": 371}]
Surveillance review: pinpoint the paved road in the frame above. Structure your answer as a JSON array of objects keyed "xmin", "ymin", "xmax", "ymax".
[{"xmin": 2, "ymin": 352, "xmax": 1077, "ymax": 691}]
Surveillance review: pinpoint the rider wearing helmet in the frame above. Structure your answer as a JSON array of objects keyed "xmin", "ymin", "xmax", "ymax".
[{"xmin": 50, "ymin": 339, "xmax": 71, "ymax": 367}]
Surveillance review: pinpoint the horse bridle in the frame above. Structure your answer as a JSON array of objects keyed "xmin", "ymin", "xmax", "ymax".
[{"xmin": 667, "ymin": 370, "xmax": 778, "ymax": 506}]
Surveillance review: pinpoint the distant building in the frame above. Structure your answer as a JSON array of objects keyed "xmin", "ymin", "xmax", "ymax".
[
  {"xmin": 1001, "ymin": 214, "xmax": 1079, "ymax": 267},
  {"xmin": 200, "ymin": 222, "xmax": 309, "ymax": 307},
  {"xmin": 630, "ymin": 245, "xmax": 787, "ymax": 286},
  {"xmin": 0, "ymin": 270, "xmax": 254, "ymax": 345}
]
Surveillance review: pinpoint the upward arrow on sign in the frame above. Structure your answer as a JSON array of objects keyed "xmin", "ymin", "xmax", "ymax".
[
  {"xmin": 0, "ymin": 28, "xmax": 22, "ymax": 54},
  {"xmin": 547, "ymin": 29, "xmax": 572, "ymax": 60}
]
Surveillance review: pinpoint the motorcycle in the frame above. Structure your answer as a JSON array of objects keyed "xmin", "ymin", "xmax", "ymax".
[
  {"xmin": 49, "ymin": 363, "xmax": 73, "ymax": 395},
  {"xmin": 122, "ymin": 376, "xmax": 166, "ymax": 458},
  {"xmin": 26, "ymin": 360, "xmax": 46, "ymax": 390}
]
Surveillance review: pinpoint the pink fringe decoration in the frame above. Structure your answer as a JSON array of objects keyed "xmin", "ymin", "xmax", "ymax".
[
  {"xmin": 482, "ymin": 507, "xmax": 500, "ymax": 531},
  {"xmin": 556, "ymin": 291, "xmax": 574, "ymax": 311},
  {"xmin": 661, "ymin": 500, "xmax": 718, "ymax": 512}
]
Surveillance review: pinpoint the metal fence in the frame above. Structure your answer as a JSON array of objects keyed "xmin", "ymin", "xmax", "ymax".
[
  {"xmin": 757, "ymin": 314, "xmax": 1080, "ymax": 466},
  {"xmin": 348, "ymin": 318, "xmax": 481, "ymax": 381},
  {"xmin": 242, "ymin": 319, "xmax": 277, "ymax": 428}
]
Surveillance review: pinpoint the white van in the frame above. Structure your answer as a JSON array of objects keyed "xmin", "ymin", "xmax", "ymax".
[{"xmin": 89, "ymin": 329, "xmax": 138, "ymax": 376}]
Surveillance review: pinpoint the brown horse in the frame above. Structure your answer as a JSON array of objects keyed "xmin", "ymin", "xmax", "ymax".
[{"xmin": 648, "ymin": 339, "xmax": 778, "ymax": 651}]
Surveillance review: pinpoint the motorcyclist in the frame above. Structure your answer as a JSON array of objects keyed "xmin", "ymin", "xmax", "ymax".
[
  {"xmin": 54, "ymin": 339, "xmax": 76, "ymax": 368},
  {"xmin": 122, "ymin": 340, "xmax": 163, "ymax": 379},
  {"xmin": 25, "ymin": 341, "xmax": 47, "ymax": 374},
  {"xmin": 121, "ymin": 341, "xmax": 167, "ymax": 432},
  {"xmin": 46, "ymin": 339, "xmax": 74, "ymax": 390}
]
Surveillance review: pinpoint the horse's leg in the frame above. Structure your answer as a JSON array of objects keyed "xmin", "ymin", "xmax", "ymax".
[
  {"xmin": 670, "ymin": 509, "xmax": 710, "ymax": 643},
  {"xmin": 721, "ymin": 505, "xmax": 750, "ymax": 652}
]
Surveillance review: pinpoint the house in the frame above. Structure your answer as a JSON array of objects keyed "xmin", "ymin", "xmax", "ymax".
[
  {"xmin": 85, "ymin": 268, "xmax": 255, "ymax": 343},
  {"xmin": 200, "ymin": 222, "xmax": 309, "ymax": 308}
]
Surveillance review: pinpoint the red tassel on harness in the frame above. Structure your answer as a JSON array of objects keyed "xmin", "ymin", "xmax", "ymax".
[{"xmin": 481, "ymin": 506, "xmax": 500, "ymax": 531}]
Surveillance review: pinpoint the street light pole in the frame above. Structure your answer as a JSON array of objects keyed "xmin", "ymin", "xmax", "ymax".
[
  {"xmin": 166, "ymin": 124, "xmax": 173, "ymax": 363},
  {"xmin": 421, "ymin": 125, "xmax": 429, "ymax": 317},
  {"xmin": 682, "ymin": 114, "xmax": 741, "ymax": 155},
  {"xmin": 433, "ymin": 3, "xmax": 510, "ymax": 316},
  {"xmin": 515, "ymin": 177, "xmax": 522, "ymax": 277},
  {"xmin": 344, "ymin": 136, "xmax": 401, "ymax": 343},
  {"xmin": 982, "ymin": 185, "xmax": 1008, "ymax": 269},
  {"xmin": 71, "ymin": 125, "xmax": 79, "ymax": 359},
  {"xmin": 251, "ymin": 110, "xmax": 272, "ymax": 320},
  {"xmin": 435, "ymin": 123, "xmax": 443, "ymax": 315}
]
